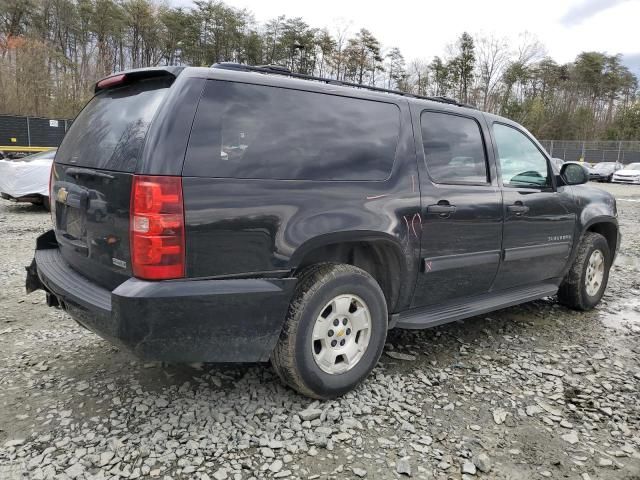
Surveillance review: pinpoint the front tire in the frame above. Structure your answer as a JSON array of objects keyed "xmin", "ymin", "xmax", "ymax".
[
  {"xmin": 272, "ymin": 263, "xmax": 388, "ymax": 399},
  {"xmin": 558, "ymin": 232, "xmax": 611, "ymax": 310}
]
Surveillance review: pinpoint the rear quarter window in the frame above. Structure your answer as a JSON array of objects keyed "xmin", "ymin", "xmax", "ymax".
[
  {"xmin": 55, "ymin": 78, "xmax": 171, "ymax": 172},
  {"xmin": 184, "ymin": 80, "xmax": 400, "ymax": 181}
]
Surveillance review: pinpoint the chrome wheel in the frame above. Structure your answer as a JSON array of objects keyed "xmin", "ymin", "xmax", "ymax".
[
  {"xmin": 311, "ymin": 294, "xmax": 372, "ymax": 374},
  {"xmin": 585, "ymin": 249, "xmax": 605, "ymax": 297}
]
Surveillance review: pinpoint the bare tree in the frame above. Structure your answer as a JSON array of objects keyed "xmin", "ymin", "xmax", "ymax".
[
  {"xmin": 475, "ymin": 33, "xmax": 510, "ymax": 111},
  {"xmin": 515, "ymin": 31, "xmax": 547, "ymax": 66},
  {"xmin": 329, "ymin": 18, "xmax": 351, "ymax": 80},
  {"xmin": 409, "ymin": 58, "xmax": 429, "ymax": 96}
]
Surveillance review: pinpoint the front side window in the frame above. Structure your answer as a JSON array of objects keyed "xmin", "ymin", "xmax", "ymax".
[
  {"xmin": 420, "ymin": 111, "xmax": 488, "ymax": 185},
  {"xmin": 185, "ymin": 80, "xmax": 400, "ymax": 180},
  {"xmin": 493, "ymin": 124, "xmax": 550, "ymax": 188}
]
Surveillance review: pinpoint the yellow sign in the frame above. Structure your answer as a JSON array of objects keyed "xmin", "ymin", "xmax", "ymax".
[{"xmin": 10, "ymin": 138, "xmax": 16, "ymax": 142}]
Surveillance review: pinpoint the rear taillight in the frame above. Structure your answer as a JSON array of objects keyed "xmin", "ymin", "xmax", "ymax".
[
  {"xmin": 130, "ymin": 175, "xmax": 185, "ymax": 280},
  {"xmin": 49, "ymin": 162, "xmax": 55, "ymax": 221}
]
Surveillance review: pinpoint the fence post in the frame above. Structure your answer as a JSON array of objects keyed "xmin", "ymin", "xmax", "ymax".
[
  {"xmin": 617, "ymin": 141, "xmax": 622, "ymax": 163},
  {"xmin": 581, "ymin": 141, "xmax": 585, "ymax": 161},
  {"xmin": 26, "ymin": 117, "xmax": 31, "ymax": 147},
  {"xmin": 549, "ymin": 140, "xmax": 554, "ymax": 157}
]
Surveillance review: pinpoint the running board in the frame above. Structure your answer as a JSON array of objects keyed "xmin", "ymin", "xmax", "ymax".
[{"xmin": 395, "ymin": 282, "xmax": 558, "ymax": 330}]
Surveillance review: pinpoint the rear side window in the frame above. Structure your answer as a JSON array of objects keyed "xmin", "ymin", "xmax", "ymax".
[
  {"xmin": 420, "ymin": 111, "xmax": 488, "ymax": 185},
  {"xmin": 184, "ymin": 80, "xmax": 400, "ymax": 180},
  {"xmin": 56, "ymin": 78, "xmax": 171, "ymax": 172}
]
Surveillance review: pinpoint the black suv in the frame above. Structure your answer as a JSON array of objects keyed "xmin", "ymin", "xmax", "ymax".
[{"xmin": 27, "ymin": 64, "xmax": 619, "ymax": 399}]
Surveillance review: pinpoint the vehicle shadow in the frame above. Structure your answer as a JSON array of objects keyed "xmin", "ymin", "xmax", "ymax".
[
  {"xmin": 54, "ymin": 297, "xmax": 582, "ymax": 405},
  {"xmin": 0, "ymin": 201, "xmax": 48, "ymax": 215}
]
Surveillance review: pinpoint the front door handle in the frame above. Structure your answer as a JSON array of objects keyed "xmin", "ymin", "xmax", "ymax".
[
  {"xmin": 507, "ymin": 202, "xmax": 530, "ymax": 215},
  {"xmin": 427, "ymin": 201, "xmax": 456, "ymax": 217}
]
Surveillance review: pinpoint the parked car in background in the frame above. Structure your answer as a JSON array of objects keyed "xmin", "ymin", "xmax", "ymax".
[
  {"xmin": 612, "ymin": 163, "xmax": 640, "ymax": 184},
  {"xmin": 589, "ymin": 162, "xmax": 622, "ymax": 182},
  {"xmin": 0, "ymin": 149, "xmax": 56, "ymax": 209},
  {"xmin": 27, "ymin": 65, "xmax": 619, "ymax": 399}
]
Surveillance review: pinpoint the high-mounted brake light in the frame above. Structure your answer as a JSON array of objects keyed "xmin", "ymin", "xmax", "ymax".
[
  {"xmin": 130, "ymin": 175, "xmax": 185, "ymax": 280},
  {"xmin": 96, "ymin": 74, "xmax": 126, "ymax": 90}
]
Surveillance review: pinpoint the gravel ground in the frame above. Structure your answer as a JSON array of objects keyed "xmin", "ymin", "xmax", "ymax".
[{"xmin": 1, "ymin": 183, "xmax": 640, "ymax": 480}]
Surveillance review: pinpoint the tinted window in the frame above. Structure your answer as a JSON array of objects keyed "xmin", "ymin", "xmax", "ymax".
[
  {"xmin": 56, "ymin": 78, "xmax": 170, "ymax": 172},
  {"xmin": 493, "ymin": 124, "xmax": 550, "ymax": 188},
  {"xmin": 184, "ymin": 81, "xmax": 400, "ymax": 180},
  {"xmin": 420, "ymin": 111, "xmax": 488, "ymax": 184}
]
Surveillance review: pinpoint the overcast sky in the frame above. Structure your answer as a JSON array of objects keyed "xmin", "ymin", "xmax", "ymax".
[{"xmin": 173, "ymin": 0, "xmax": 640, "ymax": 75}]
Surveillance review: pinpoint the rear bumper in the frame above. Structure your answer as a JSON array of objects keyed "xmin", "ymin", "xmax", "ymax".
[{"xmin": 28, "ymin": 231, "xmax": 297, "ymax": 362}]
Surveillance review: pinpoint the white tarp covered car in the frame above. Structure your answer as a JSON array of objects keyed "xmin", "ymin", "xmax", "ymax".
[{"xmin": 0, "ymin": 149, "xmax": 56, "ymax": 209}]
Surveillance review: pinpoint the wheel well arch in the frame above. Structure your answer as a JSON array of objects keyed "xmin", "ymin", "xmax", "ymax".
[
  {"xmin": 586, "ymin": 221, "xmax": 618, "ymax": 258},
  {"xmin": 291, "ymin": 237, "xmax": 408, "ymax": 313}
]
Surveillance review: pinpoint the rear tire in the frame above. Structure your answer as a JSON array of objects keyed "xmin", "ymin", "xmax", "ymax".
[
  {"xmin": 272, "ymin": 263, "xmax": 388, "ymax": 399},
  {"xmin": 42, "ymin": 197, "xmax": 51, "ymax": 211},
  {"xmin": 558, "ymin": 232, "xmax": 611, "ymax": 311}
]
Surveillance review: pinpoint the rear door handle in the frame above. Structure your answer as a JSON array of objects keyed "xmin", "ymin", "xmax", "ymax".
[
  {"xmin": 427, "ymin": 202, "xmax": 456, "ymax": 216},
  {"xmin": 507, "ymin": 204, "xmax": 530, "ymax": 215}
]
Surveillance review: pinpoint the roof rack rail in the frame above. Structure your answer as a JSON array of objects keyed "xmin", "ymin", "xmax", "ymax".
[{"xmin": 211, "ymin": 62, "xmax": 474, "ymax": 108}]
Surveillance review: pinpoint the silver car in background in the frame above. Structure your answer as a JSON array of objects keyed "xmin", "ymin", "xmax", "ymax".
[
  {"xmin": 612, "ymin": 162, "xmax": 640, "ymax": 184},
  {"xmin": 589, "ymin": 162, "xmax": 623, "ymax": 182}
]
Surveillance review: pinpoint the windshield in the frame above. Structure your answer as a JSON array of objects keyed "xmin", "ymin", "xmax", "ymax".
[
  {"xmin": 55, "ymin": 78, "xmax": 170, "ymax": 172},
  {"xmin": 624, "ymin": 163, "xmax": 640, "ymax": 170}
]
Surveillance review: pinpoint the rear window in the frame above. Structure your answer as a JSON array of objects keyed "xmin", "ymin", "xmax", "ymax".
[
  {"xmin": 55, "ymin": 78, "xmax": 170, "ymax": 172},
  {"xmin": 184, "ymin": 80, "xmax": 400, "ymax": 180}
]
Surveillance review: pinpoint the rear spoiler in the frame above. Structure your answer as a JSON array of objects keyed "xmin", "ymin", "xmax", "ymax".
[{"xmin": 94, "ymin": 67, "xmax": 185, "ymax": 93}]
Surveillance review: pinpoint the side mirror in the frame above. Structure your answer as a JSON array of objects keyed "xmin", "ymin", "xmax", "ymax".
[{"xmin": 560, "ymin": 162, "xmax": 589, "ymax": 185}]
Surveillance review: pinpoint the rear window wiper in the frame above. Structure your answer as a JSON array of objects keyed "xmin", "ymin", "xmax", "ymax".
[{"xmin": 65, "ymin": 167, "xmax": 115, "ymax": 181}]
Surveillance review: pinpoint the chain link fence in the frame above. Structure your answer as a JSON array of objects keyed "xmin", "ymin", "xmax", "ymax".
[
  {"xmin": 539, "ymin": 140, "xmax": 640, "ymax": 164},
  {"xmin": 0, "ymin": 114, "xmax": 72, "ymax": 150}
]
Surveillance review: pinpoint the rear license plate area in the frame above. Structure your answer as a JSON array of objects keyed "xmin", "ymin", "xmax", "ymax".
[{"xmin": 64, "ymin": 207, "xmax": 84, "ymax": 239}]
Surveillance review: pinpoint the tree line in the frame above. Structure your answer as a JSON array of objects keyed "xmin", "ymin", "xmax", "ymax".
[{"xmin": 1, "ymin": 0, "xmax": 639, "ymax": 140}]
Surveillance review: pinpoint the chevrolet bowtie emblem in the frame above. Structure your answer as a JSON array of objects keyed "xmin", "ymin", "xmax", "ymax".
[
  {"xmin": 56, "ymin": 187, "xmax": 68, "ymax": 204},
  {"xmin": 337, "ymin": 329, "xmax": 345, "ymax": 337}
]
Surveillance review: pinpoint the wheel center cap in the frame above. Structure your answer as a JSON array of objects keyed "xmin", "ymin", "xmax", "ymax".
[{"xmin": 336, "ymin": 329, "xmax": 346, "ymax": 337}]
